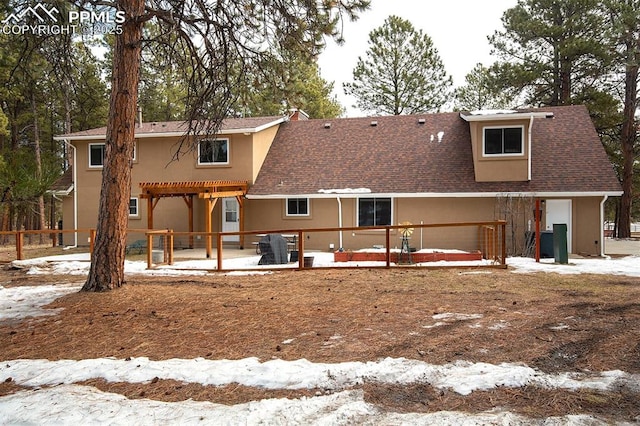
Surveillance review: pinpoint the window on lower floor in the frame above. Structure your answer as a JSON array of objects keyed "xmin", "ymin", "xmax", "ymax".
[
  {"xmin": 129, "ymin": 198, "xmax": 139, "ymax": 217},
  {"xmin": 358, "ymin": 197, "xmax": 392, "ymax": 226},
  {"xmin": 286, "ymin": 198, "xmax": 309, "ymax": 216}
]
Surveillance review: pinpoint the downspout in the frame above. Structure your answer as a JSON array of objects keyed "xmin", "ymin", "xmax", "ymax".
[
  {"xmin": 336, "ymin": 197, "xmax": 343, "ymax": 249},
  {"xmin": 528, "ymin": 115, "xmax": 534, "ymax": 181},
  {"xmin": 600, "ymin": 195, "xmax": 608, "ymax": 257},
  {"xmin": 61, "ymin": 139, "xmax": 78, "ymax": 249}
]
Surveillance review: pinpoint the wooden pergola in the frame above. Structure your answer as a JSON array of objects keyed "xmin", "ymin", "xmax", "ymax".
[{"xmin": 139, "ymin": 180, "xmax": 248, "ymax": 258}]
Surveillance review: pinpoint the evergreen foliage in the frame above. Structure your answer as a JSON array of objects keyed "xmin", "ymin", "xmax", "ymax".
[{"xmin": 343, "ymin": 15, "xmax": 452, "ymax": 115}]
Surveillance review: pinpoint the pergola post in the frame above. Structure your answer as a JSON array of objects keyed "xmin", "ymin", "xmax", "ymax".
[
  {"xmin": 205, "ymin": 197, "xmax": 218, "ymax": 259},
  {"xmin": 139, "ymin": 180, "xmax": 248, "ymax": 258},
  {"xmin": 236, "ymin": 195, "xmax": 245, "ymax": 249},
  {"xmin": 147, "ymin": 196, "xmax": 154, "ymax": 229},
  {"xmin": 182, "ymin": 195, "xmax": 194, "ymax": 248}
]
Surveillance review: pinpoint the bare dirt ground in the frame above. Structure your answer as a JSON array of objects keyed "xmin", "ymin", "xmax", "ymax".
[{"xmin": 1, "ymin": 267, "xmax": 640, "ymax": 422}]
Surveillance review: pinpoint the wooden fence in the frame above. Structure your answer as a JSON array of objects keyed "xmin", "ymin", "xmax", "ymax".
[{"xmin": 1, "ymin": 220, "xmax": 507, "ymax": 271}]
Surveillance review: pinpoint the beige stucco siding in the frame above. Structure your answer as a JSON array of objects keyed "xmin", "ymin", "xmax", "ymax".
[
  {"xmin": 571, "ymin": 197, "xmax": 604, "ymax": 255},
  {"xmin": 468, "ymin": 120, "xmax": 531, "ymax": 182},
  {"xmin": 241, "ymin": 196, "xmax": 605, "ymax": 256},
  {"xmin": 70, "ymin": 127, "xmax": 279, "ymax": 239},
  {"xmin": 244, "ymin": 197, "xmax": 499, "ymax": 253},
  {"xmin": 251, "ymin": 125, "xmax": 279, "ymax": 182}
]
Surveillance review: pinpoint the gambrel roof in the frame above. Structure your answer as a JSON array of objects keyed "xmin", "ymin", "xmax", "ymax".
[{"xmin": 248, "ymin": 105, "xmax": 621, "ymax": 198}]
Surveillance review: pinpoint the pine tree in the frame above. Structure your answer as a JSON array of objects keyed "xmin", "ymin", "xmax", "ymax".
[
  {"xmin": 82, "ymin": 0, "xmax": 370, "ymax": 291},
  {"xmin": 489, "ymin": 0, "xmax": 610, "ymax": 106},
  {"xmin": 604, "ymin": 0, "xmax": 640, "ymax": 238},
  {"xmin": 454, "ymin": 63, "xmax": 514, "ymax": 111},
  {"xmin": 344, "ymin": 15, "xmax": 452, "ymax": 115}
]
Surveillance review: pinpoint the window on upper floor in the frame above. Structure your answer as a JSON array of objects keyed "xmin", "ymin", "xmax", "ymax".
[
  {"xmin": 89, "ymin": 143, "xmax": 105, "ymax": 167},
  {"xmin": 129, "ymin": 197, "xmax": 139, "ymax": 217},
  {"xmin": 358, "ymin": 197, "xmax": 392, "ymax": 227},
  {"xmin": 483, "ymin": 126, "xmax": 524, "ymax": 156},
  {"xmin": 88, "ymin": 142, "xmax": 136, "ymax": 168},
  {"xmin": 198, "ymin": 138, "xmax": 229, "ymax": 165},
  {"xmin": 286, "ymin": 198, "xmax": 309, "ymax": 216}
]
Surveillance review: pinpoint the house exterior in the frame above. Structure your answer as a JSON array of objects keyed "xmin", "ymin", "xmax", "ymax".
[{"xmin": 53, "ymin": 105, "xmax": 622, "ymax": 256}]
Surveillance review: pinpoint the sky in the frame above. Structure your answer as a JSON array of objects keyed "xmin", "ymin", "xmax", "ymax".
[
  {"xmin": 317, "ymin": 0, "xmax": 519, "ymax": 117},
  {"xmin": 1, "ymin": 252, "xmax": 639, "ymax": 424}
]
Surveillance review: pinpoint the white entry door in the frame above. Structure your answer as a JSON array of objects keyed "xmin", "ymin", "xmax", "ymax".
[
  {"xmin": 545, "ymin": 199, "xmax": 572, "ymax": 252},
  {"xmin": 222, "ymin": 197, "xmax": 239, "ymax": 242}
]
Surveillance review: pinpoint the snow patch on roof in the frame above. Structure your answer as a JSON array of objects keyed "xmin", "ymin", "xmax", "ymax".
[
  {"xmin": 318, "ymin": 188, "xmax": 372, "ymax": 194},
  {"xmin": 469, "ymin": 109, "xmax": 518, "ymax": 115}
]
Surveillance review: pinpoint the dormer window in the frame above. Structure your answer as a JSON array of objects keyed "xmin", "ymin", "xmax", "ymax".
[{"xmin": 483, "ymin": 126, "xmax": 524, "ymax": 156}]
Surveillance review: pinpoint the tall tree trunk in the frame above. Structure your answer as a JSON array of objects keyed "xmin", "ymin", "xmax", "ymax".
[
  {"xmin": 616, "ymin": 61, "xmax": 638, "ymax": 239},
  {"xmin": 82, "ymin": 0, "xmax": 144, "ymax": 292},
  {"xmin": 31, "ymin": 92, "xmax": 46, "ymax": 244},
  {"xmin": 63, "ymin": 84, "xmax": 73, "ymax": 167}
]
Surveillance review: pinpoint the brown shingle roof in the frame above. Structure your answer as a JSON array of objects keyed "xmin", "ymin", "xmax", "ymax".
[
  {"xmin": 249, "ymin": 105, "xmax": 621, "ymax": 196},
  {"xmin": 48, "ymin": 167, "xmax": 74, "ymax": 194},
  {"xmin": 56, "ymin": 116, "xmax": 285, "ymax": 139}
]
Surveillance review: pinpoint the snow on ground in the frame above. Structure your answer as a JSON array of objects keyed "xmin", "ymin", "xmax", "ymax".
[
  {"xmin": 2, "ymin": 356, "xmax": 637, "ymax": 396},
  {"xmin": 0, "ymin": 385, "xmax": 611, "ymax": 426},
  {"xmin": 15, "ymin": 250, "xmax": 639, "ymax": 276},
  {"xmin": 508, "ymin": 256, "xmax": 640, "ymax": 277},
  {"xmin": 0, "ymin": 283, "xmax": 81, "ymax": 321},
  {"xmin": 1, "ymin": 254, "xmax": 640, "ymax": 424}
]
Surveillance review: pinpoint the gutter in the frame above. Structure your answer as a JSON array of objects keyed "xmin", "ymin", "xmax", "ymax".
[
  {"xmin": 58, "ymin": 139, "xmax": 78, "ymax": 249},
  {"xmin": 600, "ymin": 195, "xmax": 608, "ymax": 257},
  {"xmin": 246, "ymin": 191, "xmax": 624, "ymax": 200},
  {"xmin": 528, "ymin": 115, "xmax": 534, "ymax": 181},
  {"xmin": 336, "ymin": 197, "xmax": 343, "ymax": 249},
  {"xmin": 52, "ymin": 117, "xmax": 287, "ymax": 141}
]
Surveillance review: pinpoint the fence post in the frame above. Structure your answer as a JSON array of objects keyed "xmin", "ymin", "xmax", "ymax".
[
  {"xmin": 163, "ymin": 230, "xmax": 168, "ymax": 264},
  {"xmin": 217, "ymin": 233, "xmax": 223, "ymax": 271},
  {"xmin": 385, "ymin": 227, "xmax": 390, "ymax": 268},
  {"xmin": 298, "ymin": 230, "xmax": 304, "ymax": 269},
  {"xmin": 501, "ymin": 221, "xmax": 507, "ymax": 267},
  {"xmin": 146, "ymin": 233, "xmax": 153, "ymax": 269},
  {"xmin": 168, "ymin": 229, "xmax": 174, "ymax": 265},
  {"xmin": 16, "ymin": 231, "xmax": 23, "ymax": 260}
]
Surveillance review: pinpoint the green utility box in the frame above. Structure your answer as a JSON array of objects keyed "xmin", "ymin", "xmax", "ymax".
[
  {"xmin": 540, "ymin": 231, "xmax": 554, "ymax": 258},
  {"xmin": 552, "ymin": 224, "xmax": 568, "ymax": 264}
]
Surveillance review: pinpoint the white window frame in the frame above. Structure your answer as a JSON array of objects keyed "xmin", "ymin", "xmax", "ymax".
[
  {"xmin": 88, "ymin": 142, "xmax": 137, "ymax": 168},
  {"xmin": 482, "ymin": 125, "xmax": 525, "ymax": 157},
  {"xmin": 357, "ymin": 197, "xmax": 393, "ymax": 227},
  {"xmin": 198, "ymin": 138, "xmax": 229, "ymax": 165},
  {"xmin": 129, "ymin": 197, "xmax": 139, "ymax": 217},
  {"xmin": 286, "ymin": 198, "xmax": 310, "ymax": 217},
  {"xmin": 88, "ymin": 143, "xmax": 105, "ymax": 168}
]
